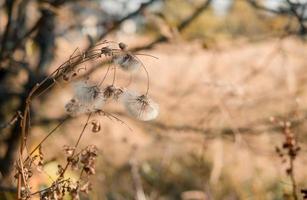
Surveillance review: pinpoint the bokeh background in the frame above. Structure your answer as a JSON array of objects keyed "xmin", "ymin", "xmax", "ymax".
[{"xmin": 1, "ymin": 0, "xmax": 307, "ymax": 199}]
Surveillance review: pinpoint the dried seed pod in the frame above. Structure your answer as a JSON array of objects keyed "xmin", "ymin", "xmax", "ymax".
[
  {"xmin": 119, "ymin": 42, "xmax": 127, "ymax": 50},
  {"xmin": 113, "ymin": 53, "xmax": 141, "ymax": 72},
  {"xmin": 121, "ymin": 90, "xmax": 159, "ymax": 121},
  {"xmin": 91, "ymin": 120, "xmax": 101, "ymax": 133}
]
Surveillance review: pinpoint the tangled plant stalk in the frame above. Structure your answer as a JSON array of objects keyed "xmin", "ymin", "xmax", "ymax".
[{"xmin": 14, "ymin": 40, "xmax": 159, "ymax": 200}]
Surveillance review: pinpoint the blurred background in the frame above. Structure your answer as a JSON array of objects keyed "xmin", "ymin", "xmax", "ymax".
[{"xmin": 1, "ymin": 0, "xmax": 307, "ymax": 199}]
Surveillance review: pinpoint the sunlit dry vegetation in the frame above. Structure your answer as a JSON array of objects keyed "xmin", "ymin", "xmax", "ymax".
[{"xmin": 1, "ymin": 0, "xmax": 307, "ymax": 199}]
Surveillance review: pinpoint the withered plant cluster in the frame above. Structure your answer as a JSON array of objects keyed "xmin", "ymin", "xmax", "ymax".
[
  {"xmin": 14, "ymin": 40, "xmax": 159, "ymax": 200},
  {"xmin": 272, "ymin": 117, "xmax": 301, "ymax": 200}
]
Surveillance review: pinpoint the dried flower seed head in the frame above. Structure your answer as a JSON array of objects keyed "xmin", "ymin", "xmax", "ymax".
[
  {"xmin": 121, "ymin": 90, "xmax": 159, "ymax": 121},
  {"xmin": 101, "ymin": 46, "xmax": 113, "ymax": 57},
  {"xmin": 65, "ymin": 81, "xmax": 106, "ymax": 116},
  {"xmin": 102, "ymin": 85, "xmax": 124, "ymax": 100},
  {"xmin": 80, "ymin": 145, "xmax": 98, "ymax": 175},
  {"xmin": 65, "ymin": 98, "xmax": 87, "ymax": 116},
  {"xmin": 113, "ymin": 53, "xmax": 141, "ymax": 72},
  {"xmin": 73, "ymin": 81, "xmax": 104, "ymax": 105}
]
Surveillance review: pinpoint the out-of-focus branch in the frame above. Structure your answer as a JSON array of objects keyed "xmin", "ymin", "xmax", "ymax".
[
  {"xmin": 285, "ymin": 0, "xmax": 306, "ymax": 34},
  {"xmin": 247, "ymin": 0, "xmax": 290, "ymax": 15},
  {"xmin": 0, "ymin": 0, "xmax": 16, "ymax": 59},
  {"xmin": 80, "ymin": 0, "xmax": 212, "ymax": 78},
  {"xmin": 86, "ymin": 0, "xmax": 161, "ymax": 51},
  {"xmin": 31, "ymin": 107, "xmax": 307, "ymax": 142},
  {"xmin": 133, "ymin": 0, "xmax": 212, "ymax": 51},
  {"xmin": 247, "ymin": 0, "xmax": 307, "ymax": 35}
]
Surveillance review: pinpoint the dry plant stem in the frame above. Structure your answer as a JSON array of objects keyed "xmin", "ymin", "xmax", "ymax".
[
  {"xmin": 17, "ymin": 47, "xmax": 105, "ymax": 197},
  {"xmin": 24, "ymin": 116, "xmax": 69, "ymax": 162},
  {"xmin": 134, "ymin": 53, "xmax": 159, "ymax": 59},
  {"xmin": 133, "ymin": 55, "xmax": 150, "ymax": 95},
  {"xmin": 290, "ymin": 157, "xmax": 298, "ymax": 200},
  {"xmin": 30, "ymin": 179, "xmax": 69, "ymax": 196},
  {"xmin": 112, "ymin": 65, "xmax": 117, "ymax": 85},
  {"xmin": 58, "ymin": 113, "xmax": 92, "ymax": 179},
  {"xmin": 112, "ymin": 48, "xmax": 151, "ymax": 95},
  {"xmin": 98, "ymin": 63, "xmax": 111, "ymax": 86}
]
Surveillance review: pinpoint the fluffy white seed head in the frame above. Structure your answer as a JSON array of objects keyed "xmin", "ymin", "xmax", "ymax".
[
  {"xmin": 121, "ymin": 90, "xmax": 159, "ymax": 121},
  {"xmin": 65, "ymin": 81, "xmax": 106, "ymax": 116},
  {"xmin": 73, "ymin": 81, "xmax": 104, "ymax": 105},
  {"xmin": 65, "ymin": 99, "xmax": 88, "ymax": 116},
  {"xmin": 113, "ymin": 53, "xmax": 141, "ymax": 72}
]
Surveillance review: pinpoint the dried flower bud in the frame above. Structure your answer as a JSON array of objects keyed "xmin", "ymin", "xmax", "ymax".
[
  {"xmin": 63, "ymin": 145, "xmax": 75, "ymax": 157},
  {"xmin": 121, "ymin": 91, "xmax": 159, "ymax": 121},
  {"xmin": 80, "ymin": 181, "xmax": 92, "ymax": 194},
  {"xmin": 119, "ymin": 42, "xmax": 127, "ymax": 50},
  {"xmin": 113, "ymin": 53, "xmax": 141, "ymax": 72},
  {"xmin": 63, "ymin": 74, "xmax": 70, "ymax": 81},
  {"xmin": 102, "ymin": 85, "xmax": 124, "ymax": 100},
  {"xmin": 91, "ymin": 120, "xmax": 101, "ymax": 133}
]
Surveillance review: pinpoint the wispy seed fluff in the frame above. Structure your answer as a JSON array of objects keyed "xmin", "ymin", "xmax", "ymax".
[
  {"xmin": 65, "ymin": 81, "xmax": 105, "ymax": 116},
  {"xmin": 113, "ymin": 53, "xmax": 141, "ymax": 72},
  {"xmin": 121, "ymin": 91, "xmax": 159, "ymax": 121}
]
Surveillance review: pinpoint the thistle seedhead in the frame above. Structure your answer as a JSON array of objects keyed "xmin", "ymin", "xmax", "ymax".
[
  {"xmin": 113, "ymin": 53, "xmax": 141, "ymax": 72},
  {"xmin": 65, "ymin": 81, "xmax": 106, "ymax": 116},
  {"xmin": 121, "ymin": 90, "xmax": 159, "ymax": 121},
  {"xmin": 73, "ymin": 81, "xmax": 104, "ymax": 105}
]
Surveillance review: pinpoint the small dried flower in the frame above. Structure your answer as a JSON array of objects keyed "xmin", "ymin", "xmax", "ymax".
[
  {"xmin": 80, "ymin": 145, "xmax": 98, "ymax": 175},
  {"xmin": 121, "ymin": 90, "xmax": 159, "ymax": 121},
  {"xmin": 80, "ymin": 181, "xmax": 92, "ymax": 194},
  {"xmin": 102, "ymin": 85, "xmax": 123, "ymax": 100},
  {"xmin": 113, "ymin": 53, "xmax": 141, "ymax": 72},
  {"xmin": 63, "ymin": 145, "xmax": 75, "ymax": 157}
]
